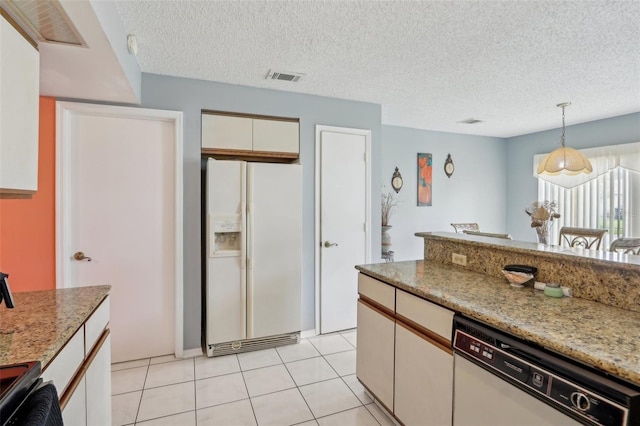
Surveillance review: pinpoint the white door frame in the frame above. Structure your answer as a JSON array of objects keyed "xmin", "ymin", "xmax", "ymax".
[
  {"xmin": 314, "ymin": 125, "xmax": 372, "ymax": 335},
  {"xmin": 55, "ymin": 101, "xmax": 185, "ymax": 358}
]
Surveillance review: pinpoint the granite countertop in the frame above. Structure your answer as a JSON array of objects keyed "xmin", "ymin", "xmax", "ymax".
[
  {"xmin": 0, "ymin": 286, "xmax": 110, "ymax": 368},
  {"xmin": 356, "ymin": 260, "xmax": 640, "ymax": 386},
  {"xmin": 416, "ymin": 231, "xmax": 640, "ymax": 268}
]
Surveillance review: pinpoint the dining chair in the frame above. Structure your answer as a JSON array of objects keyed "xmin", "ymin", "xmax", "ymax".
[
  {"xmin": 451, "ymin": 223, "xmax": 479, "ymax": 233},
  {"xmin": 558, "ymin": 226, "xmax": 607, "ymax": 250},
  {"xmin": 462, "ymin": 230, "xmax": 512, "ymax": 240},
  {"xmin": 609, "ymin": 238, "xmax": 640, "ymax": 255}
]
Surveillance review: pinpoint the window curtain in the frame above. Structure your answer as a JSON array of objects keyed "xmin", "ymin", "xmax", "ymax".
[
  {"xmin": 536, "ymin": 142, "xmax": 640, "ymax": 247},
  {"xmin": 533, "ymin": 141, "xmax": 640, "ymax": 189}
]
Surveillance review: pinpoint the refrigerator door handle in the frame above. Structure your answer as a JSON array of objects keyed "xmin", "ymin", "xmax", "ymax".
[
  {"xmin": 246, "ymin": 165, "xmax": 254, "ymax": 338},
  {"xmin": 241, "ymin": 162, "xmax": 247, "ymax": 336}
]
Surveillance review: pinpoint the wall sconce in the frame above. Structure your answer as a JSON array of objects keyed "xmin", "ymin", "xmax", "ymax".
[{"xmin": 391, "ymin": 167, "xmax": 403, "ymax": 193}]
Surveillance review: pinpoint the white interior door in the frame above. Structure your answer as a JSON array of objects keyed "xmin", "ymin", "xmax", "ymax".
[
  {"xmin": 57, "ymin": 102, "xmax": 183, "ymax": 363},
  {"xmin": 316, "ymin": 126, "xmax": 370, "ymax": 334}
]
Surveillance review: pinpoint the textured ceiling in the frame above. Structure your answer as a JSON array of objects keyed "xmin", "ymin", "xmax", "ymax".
[{"xmin": 115, "ymin": 0, "xmax": 640, "ymax": 138}]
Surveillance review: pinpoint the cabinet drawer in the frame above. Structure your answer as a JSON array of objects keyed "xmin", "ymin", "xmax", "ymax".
[
  {"xmin": 252, "ymin": 119, "xmax": 299, "ymax": 153},
  {"xmin": 202, "ymin": 114, "xmax": 252, "ymax": 150},
  {"xmin": 396, "ymin": 290, "xmax": 453, "ymax": 340},
  {"xmin": 85, "ymin": 296, "xmax": 109, "ymax": 356},
  {"xmin": 358, "ymin": 274, "xmax": 395, "ymax": 311},
  {"xmin": 41, "ymin": 327, "xmax": 84, "ymax": 397}
]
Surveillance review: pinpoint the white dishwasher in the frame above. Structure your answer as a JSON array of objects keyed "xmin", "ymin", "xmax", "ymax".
[{"xmin": 452, "ymin": 315, "xmax": 639, "ymax": 426}]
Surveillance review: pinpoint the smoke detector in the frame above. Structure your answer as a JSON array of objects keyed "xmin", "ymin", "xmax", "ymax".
[
  {"xmin": 266, "ymin": 70, "xmax": 305, "ymax": 82},
  {"xmin": 457, "ymin": 118, "xmax": 484, "ymax": 124}
]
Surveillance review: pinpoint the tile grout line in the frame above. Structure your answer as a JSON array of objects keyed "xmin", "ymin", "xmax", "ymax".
[
  {"xmin": 133, "ymin": 358, "xmax": 150, "ymax": 425},
  {"xmin": 306, "ymin": 335, "xmax": 363, "ymax": 420},
  {"xmin": 236, "ymin": 353, "xmax": 260, "ymax": 426},
  {"xmin": 133, "ymin": 358, "xmax": 196, "ymax": 425},
  {"xmin": 193, "ymin": 356, "xmax": 198, "ymax": 426},
  {"xmin": 317, "ymin": 333, "xmax": 375, "ymax": 423},
  {"xmin": 115, "ymin": 334, "xmax": 361, "ymax": 426},
  {"xmin": 277, "ymin": 341, "xmax": 317, "ymax": 422}
]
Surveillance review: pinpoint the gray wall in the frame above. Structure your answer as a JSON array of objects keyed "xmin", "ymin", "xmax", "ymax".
[
  {"xmin": 140, "ymin": 73, "xmax": 382, "ymax": 350},
  {"xmin": 138, "ymin": 70, "xmax": 639, "ymax": 351},
  {"xmin": 505, "ymin": 112, "xmax": 640, "ymax": 242},
  {"xmin": 381, "ymin": 125, "xmax": 507, "ymax": 260}
]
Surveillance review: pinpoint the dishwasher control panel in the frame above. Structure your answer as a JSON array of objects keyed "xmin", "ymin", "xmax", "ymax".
[{"xmin": 454, "ymin": 323, "xmax": 634, "ymax": 426}]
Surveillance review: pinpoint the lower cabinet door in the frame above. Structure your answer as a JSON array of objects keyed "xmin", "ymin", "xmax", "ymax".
[
  {"xmin": 356, "ymin": 299, "xmax": 395, "ymax": 412},
  {"xmin": 86, "ymin": 333, "xmax": 112, "ymax": 426},
  {"xmin": 394, "ymin": 323, "xmax": 453, "ymax": 426},
  {"xmin": 62, "ymin": 376, "xmax": 86, "ymax": 426}
]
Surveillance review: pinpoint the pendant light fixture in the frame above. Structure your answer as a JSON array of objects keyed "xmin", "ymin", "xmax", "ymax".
[{"xmin": 537, "ymin": 103, "xmax": 593, "ymax": 176}]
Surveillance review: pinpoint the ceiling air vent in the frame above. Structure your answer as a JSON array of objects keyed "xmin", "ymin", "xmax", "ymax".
[
  {"xmin": 2, "ymin": 0, "xmax": 85, "ymax": 46},
  {"xmin": 458, "ymin": 118, "xmax": 484, "ymax": 124},
  {"xmin": 266, "ymin": 70, "xmax": 305, "ymax": 82}
]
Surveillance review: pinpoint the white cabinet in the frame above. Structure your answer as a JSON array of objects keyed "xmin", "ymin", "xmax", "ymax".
[
  {"xmin": 62, "ymin": 376, "xmax": 86, "ymax": 426},
  {"xmin": 42, "ymin": 296, "xmax": 111, "ymax": 425},
  {"xmin": 356, "ymin": 274, "xmax": 395, "ymax": 412},
  {"xmin": 202, "ymin": 113, "xmax": 299, "ymax": 156},
  {"xmin": 394, "ymin": 290, "xmax": 454, "ymax": 426},
  {"xmin": 356, "ymin": 274, "xmax": 455, "ymax": 426},
  {"xmin": 252, "ymin": 118, "xmax": 299, "ymax": 153},
  {"xmin": 40, "ymin": 327, "xmax": 85, "ymax": 398},
  {"xmin": 356, "ymin": 300, "xmax": 395, "ymax": 411},
  {"xmin": 85, "ymin": 333, "xmax": 111, "ymax": 426},
  {"xmin": 202, "ymin": 114, "xmax": 252, "ymax": 151},
  {"xmin": 0, "ymin": 11, "xmax": 39, "ymax": 198}
]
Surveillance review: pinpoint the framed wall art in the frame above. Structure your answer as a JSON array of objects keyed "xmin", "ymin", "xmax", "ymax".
[{"xmin": 417, "ymin": 153, "xmax": 432, "ymax": 206}]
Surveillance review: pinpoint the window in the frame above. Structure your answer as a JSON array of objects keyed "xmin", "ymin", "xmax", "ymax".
[
  {"xmin": 534, "ymin": 142, "xmax": 640, "ymax": 248},
  {"xmin": 538, "ymin": 167, "xmax": 640, "ymax": 247}
]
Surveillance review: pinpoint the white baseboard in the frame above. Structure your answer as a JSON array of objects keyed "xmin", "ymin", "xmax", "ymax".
[
  {"xmin": 181, "ymin": 347, "xmax": 204, "ymax": 359},
  {"xmin": 300, "ymin": 329, "xmax": 317, "ymax": 339},
  {"xmin": 372, "ymin": 398, "xmax": 401, "ymax": 426}
]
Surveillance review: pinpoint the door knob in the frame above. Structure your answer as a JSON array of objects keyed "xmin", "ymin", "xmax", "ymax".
[
  {"xmin": 323, "ymin": 241, "xmax": 338, "ymax": 248},
  {"xmin": 74, "ymin": 251, "xmax": 92, "ymax": 262}
]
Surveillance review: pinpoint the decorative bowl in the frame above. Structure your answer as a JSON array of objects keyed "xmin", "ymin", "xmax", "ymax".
[{"xmin": 501, "ymin": 270, "xmax": 535, "ymax": 288}]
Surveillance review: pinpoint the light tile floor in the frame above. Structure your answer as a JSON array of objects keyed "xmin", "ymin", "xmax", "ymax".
[{"xmin": 111, "ymin": 329, "xmax": 396, "ymax": 426}]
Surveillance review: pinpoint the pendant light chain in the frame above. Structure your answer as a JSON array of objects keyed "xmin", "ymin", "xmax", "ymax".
[
  {"xmin": 537, "ymin": 101, "xmax": 592, "ymax": 178},
  {"xmin": 560, "ymin": 104, "xmax": 566, "ymax": 148}
]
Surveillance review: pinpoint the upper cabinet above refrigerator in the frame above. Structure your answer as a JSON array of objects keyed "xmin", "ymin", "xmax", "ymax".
[
  {"xmin": 0, "ymin": 10, "xmax": 39, "ymax": 199},
  {"xmin": 201, "ymin": 111, "xmax": 299, "ymax": 161}
]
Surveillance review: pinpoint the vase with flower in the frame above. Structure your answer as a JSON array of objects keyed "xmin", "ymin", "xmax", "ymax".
[
  {"xmin": 382, "ymin": 190, "xmax": 398, "ymax": 257},
  {"xmin": 525, "ymin": 201, "xmax": 561, "ymax": 244}
]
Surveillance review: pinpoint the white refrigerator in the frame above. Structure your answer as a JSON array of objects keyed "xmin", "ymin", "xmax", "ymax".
[{"xmin": 205, "ymin": 158, "xmax": 302, "ymax": 356}]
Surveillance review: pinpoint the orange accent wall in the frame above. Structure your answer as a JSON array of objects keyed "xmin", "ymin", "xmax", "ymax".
[{"xmin": 0, "ymin": 97, "xmax": 56, "ymax": 291}]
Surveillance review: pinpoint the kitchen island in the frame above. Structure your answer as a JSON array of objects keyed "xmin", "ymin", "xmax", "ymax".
[
  {"xmin": 355, "ymin": 232, "xmax": 640, "ymax": 425},
  {"xmin": 0, "ymin": 285, "xmax": 111, "ymax": 425},
  {"xmin": 356, "ymin": 260, "xmax": 640, "ymax": 385}
]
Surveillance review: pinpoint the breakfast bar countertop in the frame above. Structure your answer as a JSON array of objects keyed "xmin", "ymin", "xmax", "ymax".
[
  {"xmin": 356, "ymin": 260, "xmax": 640, "ymax": 386},
  {"xmin": 0, "ymin": 285, "xmax": 110, "ymax": 368}
]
